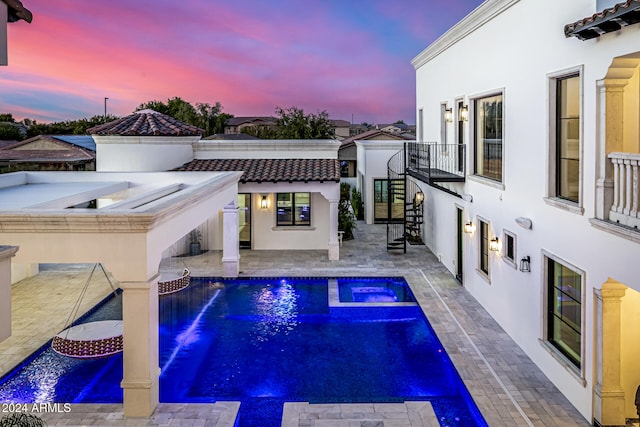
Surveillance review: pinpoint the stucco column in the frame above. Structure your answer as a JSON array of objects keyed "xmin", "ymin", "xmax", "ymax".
[
  {"xmin": 593, "ymin": 279, "xmax": 627, "ymax": 427},
  {"xmin": 328, "ymin": 199, "xmax": 339, "ymax": 261},
  {"xmin": 596, "ymin": 80, "xmax": 627, "ymax": 220},
  {"xmin": 0, "ymin": 246, "xmax": 18, "ymax": 343},
  {"xmin": 120, "ymin": 275, "xmax": 160, "ymax": 417},
  {"xmin": 222, "ymin": 202, "xmax": 240, "ymax": 277}
]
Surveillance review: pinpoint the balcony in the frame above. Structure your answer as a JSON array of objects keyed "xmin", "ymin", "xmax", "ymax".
[
  {"xmin": 609, "ymin": 152, "xmax": 640, "ymax": 229},
  {"xmin": 406, "ymin": 142, "xmax": 466, "ymax": 184}
]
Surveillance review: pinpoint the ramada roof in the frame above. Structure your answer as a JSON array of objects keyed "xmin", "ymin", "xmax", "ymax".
[
  {"xmin": 87, "ymin": 109, "xmax": 204, "ymax": 136},
  {"xmin": 565, "ymin": 0, "xmax": 640, "ymax": 39},
  {"xmin": 173, "ymin": 158, "xmax": 340, "ymax": 183}
]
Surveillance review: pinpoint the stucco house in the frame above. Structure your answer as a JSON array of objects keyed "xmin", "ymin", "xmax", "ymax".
[
  {"xmin": 371, "ymin": 0, "xmax": 640, "ymax": 425},
  {"xmin": 89, "ymin": 109, "xmax": 342, "ymax": 261}
]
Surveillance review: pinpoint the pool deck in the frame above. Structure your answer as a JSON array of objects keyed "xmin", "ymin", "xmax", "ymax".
[{"xmin": 0, "ymin": 222, "xmax": 590, "ymax": 427}]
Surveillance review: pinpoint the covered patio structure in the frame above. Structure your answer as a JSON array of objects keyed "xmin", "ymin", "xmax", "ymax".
[{"xmin": 0, "ymin": 170, "xmax": 241, "ymax": 416}]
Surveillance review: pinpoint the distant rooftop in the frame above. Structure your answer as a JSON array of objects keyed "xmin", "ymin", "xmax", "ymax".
[{"xmin": 87, "ymin": 109, "xmax": 204, "ymax": 137}]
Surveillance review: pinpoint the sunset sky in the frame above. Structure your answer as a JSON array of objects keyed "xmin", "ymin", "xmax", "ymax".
[{"xmin": 2, "ymin": 0, "xmax": 483, "ymax": 125}]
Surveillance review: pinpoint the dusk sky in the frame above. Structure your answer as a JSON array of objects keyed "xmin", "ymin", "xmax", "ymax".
[{"xmin": 2, "ymin": 0, "xmax": 483, "ymax": 125}]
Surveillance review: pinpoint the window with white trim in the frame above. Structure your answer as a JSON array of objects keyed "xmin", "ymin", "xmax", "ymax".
[
  {"xmin": 473, "ymin": 93, "xmax": 503, "ymax": 182},
  {"xmin": 503, "ymin": 230, "xmax": 516, "ymax": 268},
  {"xmin": 546, "ymin": 256, "xmax": 582, "ymax": 368}
]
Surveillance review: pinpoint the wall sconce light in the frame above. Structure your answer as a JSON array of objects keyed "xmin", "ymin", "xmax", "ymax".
[
  {"xmin": 463, "ymin": 221, "xmax": 474, "ymax": 234},
  {"xmin": 460, "ymin": 105, "xmax": 469, "ymax": 122},
  {"xmin": 414, "ymin": 191, "xmax": 424, "ymax": 205},
  {"xmin": 444, "ymin": 108, "xmax": 453, "ymax": 123},
  {"xmin": 260, "ymin": 195, "xmax": 268, "ymax": 209},
  {"xmin": 519, "ymin": 256, "xmax": 531, "ymax": 272},
  {"xmin": 489, "ymin": 237, "xmax": 499, "ymax": 252}
]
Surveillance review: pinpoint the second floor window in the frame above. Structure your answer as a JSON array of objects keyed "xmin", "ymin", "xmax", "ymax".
[
  {"xmin": 555, "ymin": 74, "xmax": 580, "ymax": 202},
  {"xmin": 277, "ymin": 193, "xmax": 311, "ymax": 226},
  {"xmin": 474, "ymin": 94, "xmax": 503, "ymax": 182}
]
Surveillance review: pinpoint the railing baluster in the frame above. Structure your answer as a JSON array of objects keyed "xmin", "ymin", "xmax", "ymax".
[{"xmin": 608, "ymin": 152, "xmax": 640, "ymax": 228}]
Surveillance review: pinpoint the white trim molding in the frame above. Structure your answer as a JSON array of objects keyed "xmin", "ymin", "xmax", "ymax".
[{"xmin": 411, "ymin": 0, "xmax": 521, "ymax": 69}]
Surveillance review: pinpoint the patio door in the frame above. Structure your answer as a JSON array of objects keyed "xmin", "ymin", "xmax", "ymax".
[{"xmin": 238, "ymin": 193, "xmax": 251, "ymax": 249}]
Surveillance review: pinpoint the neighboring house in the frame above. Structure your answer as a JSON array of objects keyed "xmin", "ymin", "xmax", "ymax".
[
  {"xmin": 0, "ymin": 134, "xmax": 96, "ymax": 172},
  {"xmin": 224, "ymin": 116, "xmax": 277, "ymax": 135},
  {"xmin": 390, "ymin": 0, "xmax": 640, "ymax": 425},
  {"xmin": 90, "ymin": 109, "xmax": 342, "ymax": 261},
  {"xmin": 1, "ymin": 0, "xmax": 32, "ymax": 65},
  {"xmin": 341, "ymin": 129, "xmax": 412, "ymax": 201},
  {"xmin": 329, "ymin": 119, "xmax": 351, "ymax": 140},
  {"xmin": 378, "ymin": 122, "xmax": 415, "ymax": 135}
]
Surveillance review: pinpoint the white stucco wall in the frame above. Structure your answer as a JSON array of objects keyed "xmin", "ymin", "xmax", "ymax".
[
  {"xmin": 412, "ymin": 0, "xmax": 640, "ymax": 421},
  {"xmin": 204, "ymin": 181, "xmax": 339, "ymax": 252},
  {"xmin": 95, "ymin": 136, "xmax": 197, "ymax": 172},
  {"xmin": 356, "ymin": 141, "xmax": 406, "ymax": 224}
]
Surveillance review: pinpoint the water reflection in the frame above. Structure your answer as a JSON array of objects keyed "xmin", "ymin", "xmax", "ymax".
[{"xmin": 253, "ymin": 281, "xmax": 298, "ymax": 342}]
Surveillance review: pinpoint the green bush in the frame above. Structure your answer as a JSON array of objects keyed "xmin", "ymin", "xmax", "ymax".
[{"xmin": 351, "ymin": 187, "xmax": 364, "ymax": 220}]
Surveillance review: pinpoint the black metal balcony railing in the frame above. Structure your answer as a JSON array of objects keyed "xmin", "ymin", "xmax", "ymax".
[{"xmin": 407, "ymin": 142, "xmax": 466, "ymax": 183}]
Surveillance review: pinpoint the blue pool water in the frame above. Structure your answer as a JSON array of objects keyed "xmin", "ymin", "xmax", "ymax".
[{"xmin": 0, "ymin": 277, "xmax": 487, "ymax": 427}]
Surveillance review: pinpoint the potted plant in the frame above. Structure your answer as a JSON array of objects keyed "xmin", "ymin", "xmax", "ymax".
[{"xmin": 189, "ymin": 229, "xmax": 202, "ymax": 256}]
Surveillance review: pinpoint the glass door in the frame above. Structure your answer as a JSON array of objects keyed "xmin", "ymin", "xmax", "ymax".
[{"xmin": 238, "ymin": 194, "xmax": 251, "ymax": 249}]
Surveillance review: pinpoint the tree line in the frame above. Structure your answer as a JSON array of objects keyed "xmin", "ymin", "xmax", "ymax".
[{"xmin": 0, "ymin": 97, "xmax": 337, "ymax": 140}]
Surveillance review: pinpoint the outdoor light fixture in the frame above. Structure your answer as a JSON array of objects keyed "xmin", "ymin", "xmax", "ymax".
[
  {"xmin": 489, "ymin": 237, "xmax": 499, "ymax": 252},
  {"xmin": 460, "ymin": 105, "xmax": 469, "ymax": 122},
  {"xmin": 444, "ymin": 108, "xmax": 453, "ymax": 123},
  {"xmin": 414, "ymin": 191, "xmax": 424, "ymax": 204},
  {"xmin": 260, "ymin": 195, "xmax": 268, "ymax": 209},
  {"xmin": 463, "ymin": 221, "xmax": 474, "ymax": 234},
  {"xmin": 520, "ymin": 256, "xmax": 531, "ymax": 272}
]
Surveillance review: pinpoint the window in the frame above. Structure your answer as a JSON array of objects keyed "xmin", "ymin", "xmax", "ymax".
[
  {"xmin": 546, "ymin": 257, "xmax": 582, "ymax": 368},
  {"xmin": 555, "ymin": 74, "xmax": 580, "ymax": 202},
  {"xmin": 479, "ymin": 219, "xmax": 489, "ymax": 275},
  {"xmin": 440, "ymin": 103, "xmax": 449, "ymax": 154},
  {"xmin": 503, "ymin": 230, "xmax": 516, "ymax": 268},
  {"xmin": 474, "ymin": 93, "xmax": 503, "ymax": 182},
  {"xmin": 418, "ymin": 108, "xmax": 424, "ymax": 142},
  {"xmin": 276, "ymin": 193, "xmax": 310, "ymax": 226},
  {"xmin": 340, "ymin": 160, "xmax": 356, "ymax": 178}
]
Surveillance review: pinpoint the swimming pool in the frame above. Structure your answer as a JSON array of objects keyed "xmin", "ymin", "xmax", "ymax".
[{"xmin": 0, "ymin": 277, "xmax": 487, "ymax": 427}]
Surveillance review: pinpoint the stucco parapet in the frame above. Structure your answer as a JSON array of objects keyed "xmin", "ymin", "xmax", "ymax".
[
  {"xmin": 0, "ymin": 171, "xmax": 242, "ymax": 233},
  {"xmin": 355, "ymin": 140, "xmax": 408, "ymax": 150},
  {"xmin": 93, "ymin": 135, "xmax": 199, "ymax": 145},
  {"xmin": 411, "ymin": 0, "xmax": 521, "ymax": 69},
  {"xmin": 193, "ymin": 139, "xmax": 340, "ymax": 154}
]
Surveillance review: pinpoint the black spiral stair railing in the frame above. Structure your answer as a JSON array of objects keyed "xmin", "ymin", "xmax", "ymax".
[{"xmin": 386, "ymin": 144, "xmax": 424, "ymax": 252}]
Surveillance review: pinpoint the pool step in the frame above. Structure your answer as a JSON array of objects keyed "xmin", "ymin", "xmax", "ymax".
[{"xmin": 282, "ymin": 401, "xmax": 439, "ymax": 427}]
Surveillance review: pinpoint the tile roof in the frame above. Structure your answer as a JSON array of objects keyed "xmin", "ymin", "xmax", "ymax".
[
  {"xmin": 340, "ymin": 129, "xmax": 413, "ymax": 149},
  {"xmin": 0, "ymin": 137, "xmax": 95, "ymax": 163},
  {"xmin": 3, "ymin": 0, "xmax": 32, "ymax": 23},
  {"xmin": 173, "ymin": 158, "xmax": 340, "ymax": 183},
  {"xmin": 565, "ymin": 0, "xmax": 640, "ymax": 39},
  {"xmin": 86, "ymin": 109, "xmax": 204, "ymax": 136}
]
